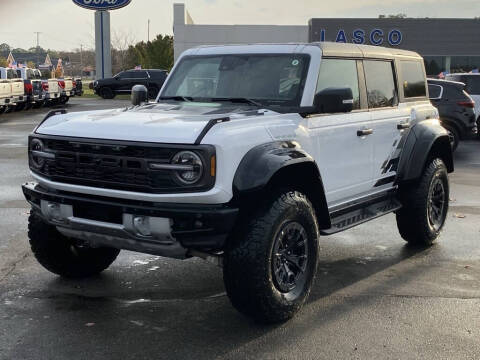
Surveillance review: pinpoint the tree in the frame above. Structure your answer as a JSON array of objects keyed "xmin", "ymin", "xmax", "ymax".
[
  {"xmin": 379, "ymin": 14, "xmax": 407, "ymax": 19},
  {"xmin": 126, "ymin": 35, "xmax": 173, "ymax": 71},
  {"xmin": 0, "ymin": 57, "xmax": 7, "ymax": 67},
  {"xmin": 27, "ymin": 61, "xmax": 35, "ymax": 69},
  {"xmin": 111, "ymin": 29, "xmax": 136, "ymax": 74}
]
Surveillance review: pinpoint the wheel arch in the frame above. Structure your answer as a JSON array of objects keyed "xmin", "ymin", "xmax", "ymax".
[
  {"xmin": 397, "ymin": 120, "xmax": 454, "ymax": 183},
  {"xmin": 232, "ymin": 141, "xmax": 331, "ymax": 229}
]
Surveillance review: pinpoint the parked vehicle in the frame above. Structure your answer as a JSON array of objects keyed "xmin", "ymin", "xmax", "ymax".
[
  {"xmin": 91, "ymin": 69, "xmax": 168, "ymax": 99},
  {"xmin": 16, "ymin": 68, "xmax": 45, "ymax": 110},
  {"xmin": 73, "ymin": 77, "xmax": 83, "ymax": 96},
  {"xmin": 428, "ymin": 78, "xmax": 477, "ymax": 150},
  {"xmin": 0, "ymin": 67, "xmax": 26, "ymax": 112},
  {"xmin": 41, "ymin": 78, "xmax": 61, "ymax": 105},
  {"xmin": 58, "ymin": 77, "xmax": 75, "ymax": 104},
  {"xmin": 22, "ymin": 43, "xmax": 453, "ymax": 324},
  {"xmin": 0, "ymin": 78, "xmax": 13, "ymax": 113},
  {"xmin": 445, "ymin": 73, "xmax": 480, "ymax": 138}
]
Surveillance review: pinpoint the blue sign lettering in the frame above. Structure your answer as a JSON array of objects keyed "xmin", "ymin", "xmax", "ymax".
[
  {"xmin": 72, "ymin": 0, "xmax": 132, "ymax": 11},
  {"xmin": 335, "ymin": 30, "xmax": 347, "ymax": 43},
  {"xmin": 370, "ymin": 29, "xmax": 384, "ymax": 45},
  {"xmin": 388, "ymin": 29, "xmax": 402, "ymax": 46},
  {"xmin": 318, "ymin": 28, "xmax": 403, "ymax": 46},
  {"xmin": 352, "ymin": 29, "xmax": 365, "ymax": 44}
]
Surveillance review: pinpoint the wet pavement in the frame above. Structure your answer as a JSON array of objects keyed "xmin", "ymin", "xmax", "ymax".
[{"xmin": 0, "ymin": 98, "xmax": 479, "ymax": 359}]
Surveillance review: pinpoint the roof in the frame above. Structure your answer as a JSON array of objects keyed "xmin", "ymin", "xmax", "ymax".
[
  {"xmin": 190, "ymin": 42, "xmax": 422, "ymax": 60},
  {"xmin": 427, "ymin": 78, "xmax": 466, "ymax": 87}
]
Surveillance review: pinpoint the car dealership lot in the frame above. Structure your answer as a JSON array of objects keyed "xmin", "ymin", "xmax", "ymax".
[{"xmin": 0, "ymin": 98, "xmax": 479, "ymax": 360}]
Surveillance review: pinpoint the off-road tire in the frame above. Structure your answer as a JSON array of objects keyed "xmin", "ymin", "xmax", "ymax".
[
  {"xmin": 28, "ymin": 212, "xmax": 120, "ymax": 278},
  {"xmin": 99, "ymin": 87, "xmax": 115, "ymax": 99},
  {"xmin": 14, "ymin": 102, "xmax": 25, "ymax": 111},
  {"xmin": 396, "ymin": 158, "xmax": 449, "ymax": 246},
  {"xmin": 224, "ymin": 190, "xmax": 319, "ymax": 324}
]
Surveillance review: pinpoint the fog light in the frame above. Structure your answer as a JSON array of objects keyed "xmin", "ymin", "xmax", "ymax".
[
  {"xmin": 47, "ymin": 202, "xmax": 62, "ymax": 221},
  {"xmin": 133, "ymin": 216, "xmax": 151, "ymax": 237}
]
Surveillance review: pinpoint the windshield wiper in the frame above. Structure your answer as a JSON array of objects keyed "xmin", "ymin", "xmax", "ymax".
[
  {"xmin": 210, "ymin": 97, "xmax": 263, "ymax": 107},
  {"xmin": 158, "ymin": 96, "xmax": 193, "ymax": 102}
]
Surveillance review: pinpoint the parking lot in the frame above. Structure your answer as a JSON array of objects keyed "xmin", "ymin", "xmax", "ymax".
[{"xmin": 0, "ymin": 97, "xmax": 479, "ymax": 359}]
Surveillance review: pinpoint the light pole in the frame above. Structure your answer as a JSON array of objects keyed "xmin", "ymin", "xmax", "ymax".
[
  {"xmin": 148, "ymin": 19, "xmax": 150, "ymax": 42},
  {"xmin": 34, "ymin": 32, "xmax": 42, "ymax": 67}
]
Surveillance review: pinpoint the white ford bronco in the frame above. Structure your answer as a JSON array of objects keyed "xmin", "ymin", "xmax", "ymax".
[{"xmin": 23, "ymin": 43, "xmax": 453, "ymax": 323}]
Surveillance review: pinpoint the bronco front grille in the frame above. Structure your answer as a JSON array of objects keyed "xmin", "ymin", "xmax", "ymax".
[{"xmin": 30, "ymin": 136, "xmax": 215, "ymax": 193}]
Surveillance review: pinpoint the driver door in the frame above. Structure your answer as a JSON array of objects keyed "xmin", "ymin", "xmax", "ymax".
[{"xmin": 308, "ymin": 58, "xmax": 374, "ymax": 207}]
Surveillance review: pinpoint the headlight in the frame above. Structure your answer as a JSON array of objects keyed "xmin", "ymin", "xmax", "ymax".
[
  {"xmin": 29, "ymin": 138, "xmax": 45, "ymax": 169},
  {"xmin": 171, "ymin": 151, "xmax": 203, "ymax": 184}
]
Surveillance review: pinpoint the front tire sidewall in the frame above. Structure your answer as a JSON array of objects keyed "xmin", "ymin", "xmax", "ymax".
[{"xmin": 224, "ymin": 191, "xmax": 319, "ymax": 323}]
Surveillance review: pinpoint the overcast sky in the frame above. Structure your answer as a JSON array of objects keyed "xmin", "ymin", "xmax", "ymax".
[{"xmin": 1, "ymin": 0, "xmax": 479, "ymax": 51}]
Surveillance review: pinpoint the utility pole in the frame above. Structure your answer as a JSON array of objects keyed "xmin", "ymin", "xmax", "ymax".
[
  {"xmin": 80, "ymin": 44, "xmax": 83, "ymax": 78},
  {"xmin": 148, "ymin": 19, "xmax": 150, "ymax": 42},
  {"xmin": 34, "ymin": 32, "xmax": 41, "ymax": 67}
]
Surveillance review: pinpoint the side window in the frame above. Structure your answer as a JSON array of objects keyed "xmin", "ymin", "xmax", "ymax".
[
  {"xmin": 428, "ymin": 84, "xmax": 442, "ymax": 99},
  {"xmin": 133, "ymin": 71, "xmax": 148, "ymax": 79},
  {"xmin": 119, "ymin": 72, "xmax": 132, "ymax": 79},
  {"xmin": 363, "ymin": 60, "xmax": 397, "ymax": 108},
  {"xmin": 316, "ymin": 58, "xmax": 360, "ymax": 110},
  {"xmin": 400, "ymin": 61, "xmax": 427, "ymax": 98}
]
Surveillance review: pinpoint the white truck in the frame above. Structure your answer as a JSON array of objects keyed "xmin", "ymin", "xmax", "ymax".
[
  {"xmin": 0, "ymin": 67, "xmax": 26, "ymax": 112},
  {"xmin": 58, "ymin": 77, "xmax": 75, "ymax": 104},
  {"xmin": 0, "ymin": 78, "xmax": 12, "ymax": 111},
  {"xmin": 16, "ymin": 68, "xmax": 45, "ymax": 109},
  {"xmin": 22, "ymin": 43, "xmax": 453, "ymax": 323}
]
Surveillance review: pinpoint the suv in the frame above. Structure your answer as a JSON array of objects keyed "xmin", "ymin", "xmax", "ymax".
[
  {"xmin": 22, "ymin": 43, "xmax": 453, "ymax": 323},
  {"xmin": 445, "ymin": 73, "xmax": 480, "ymax": 138},
  {"xmin": 92, "ymin": 69, "xmax": 168, "ymax": 100},
  {"xmin": 428, "ymin": 78, "xmax": 477, "ymax": 150}
]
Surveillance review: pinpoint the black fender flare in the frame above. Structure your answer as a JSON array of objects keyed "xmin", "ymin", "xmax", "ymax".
[
  {"xmin": 233, "ymin": 141, "xmax": 331, "ymax": 229},
  {"xmin": 397, "ymin": 120, "xmax": 454, "ymax": 183}
]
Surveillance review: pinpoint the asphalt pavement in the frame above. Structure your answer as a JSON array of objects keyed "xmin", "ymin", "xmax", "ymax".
[{"xmin": 0, "ymin": 98, "xmax": 479, "ymax": 360}]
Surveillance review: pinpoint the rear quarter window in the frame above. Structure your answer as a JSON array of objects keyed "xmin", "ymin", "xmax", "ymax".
[
  {"xmin": 465, "ymin": 77, "xmax": 480, "ymax": 95},
  {"xmin": 400, "ymin": 61, "xmax": 427, "ymax": 98},
  {"xmin": 428, "ymin": 84, "xmax": 442, "ymax": 99}
]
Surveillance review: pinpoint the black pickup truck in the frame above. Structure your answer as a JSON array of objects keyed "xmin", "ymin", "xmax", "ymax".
[{"xmin": 91, "ymin": 69, "xmax": 167, "ymax": 99}]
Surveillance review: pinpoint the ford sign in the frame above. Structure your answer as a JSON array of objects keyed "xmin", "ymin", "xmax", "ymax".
[{"xmin": 72, "ymin": 0, "xmax": 132, "ymax": 11}]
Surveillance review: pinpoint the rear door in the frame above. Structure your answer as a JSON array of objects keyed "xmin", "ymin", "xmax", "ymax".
[
  {"xmin": 308, "ymin": 58, "xmax": 374, "ymax": 207},
  {"xmin": 365, "ymin": 59, "xmax": 412, "ymax": 190}
]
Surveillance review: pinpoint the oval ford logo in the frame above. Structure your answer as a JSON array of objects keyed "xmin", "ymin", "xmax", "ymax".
[{"xmin": 72, "ymin": 0, "xmax": 132, "ymax": 10}]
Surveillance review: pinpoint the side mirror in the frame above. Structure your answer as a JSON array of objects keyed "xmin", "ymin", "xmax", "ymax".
[
  {"xmin": 131, "ymin": 84, "xmax": 148, "ymax": 106},
  {"xmin": 314, "ymin": 87, "xmax": 354, "ymax": 114}
]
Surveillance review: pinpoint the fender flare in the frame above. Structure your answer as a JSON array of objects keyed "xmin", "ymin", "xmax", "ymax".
[
  {"xmin": 233, "ymin": 141, "xmax": 331, "ymax": 229},
  {"xmin": 397, "ymin": 120, "xmax": 454, "ymax": 183}
]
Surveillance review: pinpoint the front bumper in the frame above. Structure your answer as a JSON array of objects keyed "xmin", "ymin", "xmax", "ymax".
[
  {"xmin": 45, "ymin": 92, "xmax": 60, "ymax": 100},
  {"xmin": 22, "ymin": 182, "xmax": 238, "ymax": 257}
]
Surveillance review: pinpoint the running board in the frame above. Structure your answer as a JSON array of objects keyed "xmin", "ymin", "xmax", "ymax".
[{"xmin": 321, "ymin": 197, "xmax": 401, "ymax": 235}]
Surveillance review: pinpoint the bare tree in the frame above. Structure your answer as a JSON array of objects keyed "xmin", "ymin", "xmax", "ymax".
[{"xmin": 111, "ymin": 29, "xmax": 137, "ymax": 74}]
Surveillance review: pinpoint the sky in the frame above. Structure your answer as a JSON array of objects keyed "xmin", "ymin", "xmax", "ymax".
[{"xmin": 1, "ymin": 0, "xmax": 479, "ymax": 51}]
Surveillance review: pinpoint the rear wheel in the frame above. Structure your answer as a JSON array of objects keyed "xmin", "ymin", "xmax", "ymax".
[
  {"xmin": 24, "ymin": 102, "xmax": 33, "ymax": 110},
  {"xmin": 148, "ymin": 87, "xmax": 159, "ymax": 100},
  {"xmin": 99, "ymin": 87, "xmax": 115, "ymax": 99},
  {"xmin": 28, "ymin": 212, "xmax": 120, "ymax": 278},
  {"xmin": 224, "ymin": 190, "xmax": 319, "ymax": 323},
  {"xmin": 396, "ymin": 158, "xmax": 449, "ymax": 246},
  {"xmin": 32, "ymin": 101, "xmax": 44, "ymax": 109}
]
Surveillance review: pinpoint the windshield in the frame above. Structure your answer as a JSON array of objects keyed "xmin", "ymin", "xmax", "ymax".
[{"xmin": 161, "ymin": 54, "xmax": 310, "ymax": 108}]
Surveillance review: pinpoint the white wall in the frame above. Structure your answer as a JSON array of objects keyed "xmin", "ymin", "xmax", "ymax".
[{"xmin": 173, "ymin": 3, "xmax": 308, "ymax": 61}]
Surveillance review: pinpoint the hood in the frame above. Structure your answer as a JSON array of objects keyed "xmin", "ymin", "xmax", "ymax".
[{"xmin": 35, "ymin": 102, "xmax": 265, "ymax": 144}]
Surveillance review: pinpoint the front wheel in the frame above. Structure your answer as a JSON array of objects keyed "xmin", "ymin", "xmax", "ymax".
[
  {"xmin": 224, "ymin": 191, "xmax": 319, "ymax": 323},
  {"xmin": 396, "ymin": 158, "xmax": 449, "ymax": 246},
  {"xmin": 28, "ymin": 212, "xmax": 120, "ymax": 278},
  {"xmin": 99, "ymin": 87, "xmax": 115, "ymax": 99}
]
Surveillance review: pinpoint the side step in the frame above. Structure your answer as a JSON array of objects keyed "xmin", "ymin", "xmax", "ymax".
[{"xmin": 321, "ymin": 197, "xmax": 401, "ymax": 235}]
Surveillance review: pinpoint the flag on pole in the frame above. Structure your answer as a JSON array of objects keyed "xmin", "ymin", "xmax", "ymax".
[{"xmin": 134, "ymin": 65, "xmax": 142, "ymax": 70}]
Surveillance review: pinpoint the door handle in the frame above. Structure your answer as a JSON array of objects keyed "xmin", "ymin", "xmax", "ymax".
[
  {"xmin": 357, "ymin": 128, "xmax": 373, "ymax": 136},
  {"xmin": 397, "ymin": 123, "xmax": 410, "ymax": 130}
]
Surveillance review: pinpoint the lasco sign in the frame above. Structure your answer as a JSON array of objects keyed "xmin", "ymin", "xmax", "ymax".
[
  {"xmin": 72, "ymin": 0, "xmax": 132, "ymax": 11},
  {"xmin": 319, "ymin": 29, "xmax": 403, "ymax": 46}
]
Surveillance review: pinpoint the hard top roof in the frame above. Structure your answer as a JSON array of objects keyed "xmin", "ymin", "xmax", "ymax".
[{"xmin": 191, "ymin": 42, "xmax": 422, "ymax": 60}]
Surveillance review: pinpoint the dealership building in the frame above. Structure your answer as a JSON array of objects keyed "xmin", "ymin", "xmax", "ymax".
[{"xmin": 173, "ymin": 3, "xmax": 480, "ymax": 75}]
